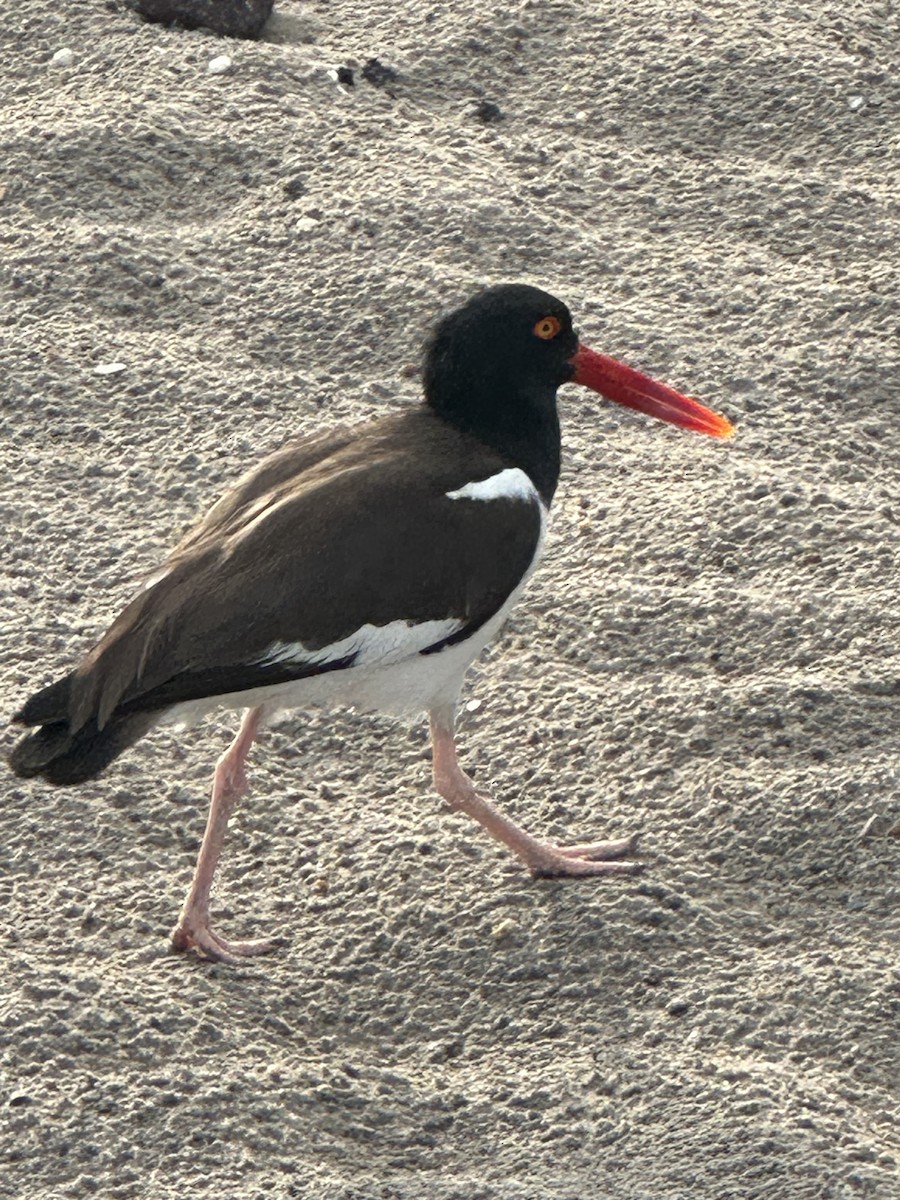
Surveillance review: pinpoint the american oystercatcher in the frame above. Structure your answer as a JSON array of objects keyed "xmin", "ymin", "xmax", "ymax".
[{"xmin": 8, "ymin": 284, "xmax": 733, "ymax": 963}]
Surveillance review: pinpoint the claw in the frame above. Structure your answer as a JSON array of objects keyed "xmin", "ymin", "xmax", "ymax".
[
  {"xmin": 527, "ymin": 831, "xmax": 644, "ymax": 878},
  {"xmin": 171, "ymin": 915, "xmax": 276, "ymax": 964}
]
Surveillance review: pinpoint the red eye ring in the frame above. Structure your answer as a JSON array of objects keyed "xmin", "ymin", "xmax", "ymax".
[{"xmin": 533, "ymin": 315, "xmax": 561, "ymax": 340}]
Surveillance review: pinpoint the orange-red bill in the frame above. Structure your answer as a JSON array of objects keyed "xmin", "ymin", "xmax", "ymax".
[{"xmin": 571, "ymin": 344, "xmax": 734, "ymax": 439}]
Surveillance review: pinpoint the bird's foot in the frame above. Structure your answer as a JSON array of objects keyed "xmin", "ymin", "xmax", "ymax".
[
  {"xmin": 171, "ymin": 911, "xmax": 276, "ymax": 964},
  {"xmin": 528, "ymin": 831, "xmax": 644, "ymax": 878}
]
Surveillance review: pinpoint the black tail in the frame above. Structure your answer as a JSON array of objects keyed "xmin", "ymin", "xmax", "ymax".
[{"xmin": 8, "ymin": 673, "xmax": 155, "ymax": 787}]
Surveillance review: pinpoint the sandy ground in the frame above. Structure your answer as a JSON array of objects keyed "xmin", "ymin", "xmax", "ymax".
[{"xmin": 2, "ymin": 0, "xmax": 899, "ymax": 1196}]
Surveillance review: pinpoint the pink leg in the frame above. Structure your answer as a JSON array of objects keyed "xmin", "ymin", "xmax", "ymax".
[
  {"xmin": 429, "ymin": 707, "xmax": 642, "ymax": 878},
  {"xmin": 171, "ymin": 706, "xmax": 275, "ymax": 963}
]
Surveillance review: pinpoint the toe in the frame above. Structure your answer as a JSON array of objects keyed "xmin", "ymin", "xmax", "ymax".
[
  {"xmin": 556, "ymin": 832, "xmax": 641, "ymax": 861},
  {"xmin": 171, "ymin": 918, "xmax": 276, "ymax": 964},
  {"xmin": 530, "ymin": 853, "xmax": 645, "ymax": 879},
  {"xmin": 211, "ymin": 935, "xmax": 276, "ymax": 958}
]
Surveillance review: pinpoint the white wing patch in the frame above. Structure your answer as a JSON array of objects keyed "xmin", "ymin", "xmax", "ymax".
[
  {"xmin": 252, "ymin": 617, "xmax": 464, "ymax": 672},
  {"xmin": 446, "ymin": 467, "xmax": 538, "ymax": 504}
]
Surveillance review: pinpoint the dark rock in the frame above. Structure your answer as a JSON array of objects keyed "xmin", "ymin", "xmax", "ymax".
[
  {"xmin": 666, "ymin": 999, "xmax": 691, "ymax": 1017},
  {"xmin": 361, "ymin": 58, "xmax": 399, "ymax": 87},
  {"xmin": 336, "ymin": 65, "xmax": 355, "ymax": 87},
  {"xmin": 283, "ymin": 176, "xmax": 306, "ymax": 199},
  {"xmin": 473, "ymin": 99, "xmax": 504, "ymax": 123},
  {"xmin": 125, "ymin": 0, "xmax": 274, "ymax": 39}
]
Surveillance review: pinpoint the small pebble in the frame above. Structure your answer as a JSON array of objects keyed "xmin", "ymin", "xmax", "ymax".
[
  {"xmin": 847, "ymin": 95, "xmax": 865, "ymax": 110},
  {"xmin": 283, "ymin": 176, "xmax": 306, "ymax": 199},
  {"xmin": 51, "ymin": 48, "xmax": 74, "ymax": 67},
  {"xmin": 473, "ymin": 99, "xmax": 504, "ymax": 123},
  {"xmin": 361, "ymin": 58, "xmax": 399, "ymax": 87},
  {"xmin": 94, "ymin": 362, "xmax": 127, "ymax": 376},
  {"xmin": 465, "ymin": 698, "xmax": 482, "ymax": 712},
  {"xmin": 666, "ymin": 999, "xmax": 691, "ymax": 1017},
  {"xmin": 207, "ymin": 55, "xmax": 233, "ymax": 76}
]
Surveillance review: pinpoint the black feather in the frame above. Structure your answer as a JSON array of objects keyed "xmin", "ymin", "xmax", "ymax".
[
  {"xmin": 7, "ymin": 711, "xmax": 156, "ymax": 787},
  {"xmin": 14, "ymin": 674, "xmax": 74, "ymax": 726},
  {"xmin": 117, "ymin": 652, "xmax": 359, "ymax": 714}
]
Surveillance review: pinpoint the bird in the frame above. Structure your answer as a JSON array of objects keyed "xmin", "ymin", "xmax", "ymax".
[{"xmin": 7, "ymin": 283, "xmax": 733, "ymax": 963}]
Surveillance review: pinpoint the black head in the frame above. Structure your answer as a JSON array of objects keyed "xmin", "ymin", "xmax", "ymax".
[
  {"xmin": 423, "ymin": 284, "xmax": 577, "ymax": 420},
  {"xmin": 422, "ymin": 284, "xmax": 577, "ymax": 501}
]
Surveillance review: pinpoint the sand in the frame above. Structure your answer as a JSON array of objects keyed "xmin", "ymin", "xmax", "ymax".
[{"xmin": 2, "ymin": 0, "xmax": 899, "ymax": 1196}]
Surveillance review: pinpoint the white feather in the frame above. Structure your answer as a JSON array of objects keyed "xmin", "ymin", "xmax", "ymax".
[
  {"xmin": 446, "ymin": 467, "xmax": 538, "ymax": 504},
  {"xmin": 253, "ymin": 618, "xmax": 463, "ymax": 671}
]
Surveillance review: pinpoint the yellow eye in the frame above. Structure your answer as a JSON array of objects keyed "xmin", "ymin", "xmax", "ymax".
[{"xmin": 533, "ymin": 315, "xmax": 561, "ymax": 340}]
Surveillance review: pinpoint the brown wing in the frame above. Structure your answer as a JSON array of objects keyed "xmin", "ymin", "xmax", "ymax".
[
  {"xmin": 66, "ymin": 410, "xmax": 543, "ymax": 730},
  {"xmin": 166, "ymin": 423, "xmax": 359, "ymax": 565}
]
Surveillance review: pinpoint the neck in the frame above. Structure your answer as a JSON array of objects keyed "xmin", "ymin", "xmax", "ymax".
[
  {"xmin": 425, "ymin": 381, "xmax": 562, "ymax": 506},
  {"xmin": 427, "ymin": 386, "xmax": 561, "ymax": 504}
]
